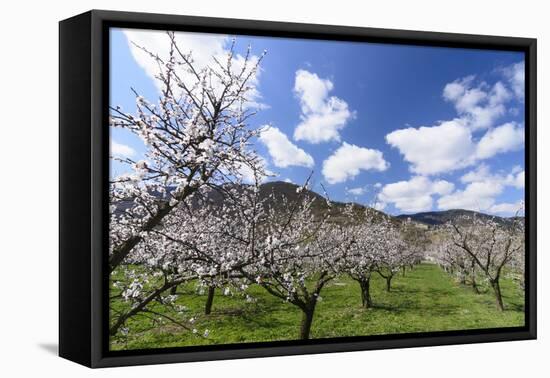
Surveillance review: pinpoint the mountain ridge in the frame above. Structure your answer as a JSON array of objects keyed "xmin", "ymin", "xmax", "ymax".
[
  {"xmin": 114, "ymin": 180, "xmax": 517, "ymax": 226},
  {"xmin": 395, "ymin": 209, "xmax": 519, "ymax": 226}
]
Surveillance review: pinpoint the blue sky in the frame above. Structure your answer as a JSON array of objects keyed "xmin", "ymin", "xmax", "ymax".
[{"xmin": 110, "ymin": 27, "xmax": 525, "ymax": 216}]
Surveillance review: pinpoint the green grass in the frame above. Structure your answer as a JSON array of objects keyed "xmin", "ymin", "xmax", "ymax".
[{"xmin": 110, "ymin": 263, "xmax": 524, "ymax": 351}]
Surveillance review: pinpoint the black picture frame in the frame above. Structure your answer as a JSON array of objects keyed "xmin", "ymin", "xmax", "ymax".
[{"xmin": 59, "ymin": 9, "xmax": 537, "ymax": 368}]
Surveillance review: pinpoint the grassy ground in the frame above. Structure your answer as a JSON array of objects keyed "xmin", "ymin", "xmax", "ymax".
[{"xmin": 110, "ymin": 263, "xmax": 524, "ymax": 351}]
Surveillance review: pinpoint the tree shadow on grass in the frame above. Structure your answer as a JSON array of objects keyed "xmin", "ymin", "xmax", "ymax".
[
  {"xmin": 210, "ymin": 307, "xmax": 247, "ymax": 316},
  {"xmin": 369, "ymin": 302, "xmax": 462, "ymax": 318},
  {"xmin": 502, "ymin": 302, "xmax": 524, "ymax": 312},
  {"xmin": 210, "ymin": 301, "xmax": 295, "ymax": 329},
  {"xmin": 370, "ymin": 289, "xmax": 463, "ymax": 317},
  {"xmin": 387, "ymin": 283, "xmax": 458, "ymax": 296},
  {"xmin": 370, "ymin": 303, "xmax": 404, "ymax": 312},
  {"xmin": 237, "ymin": 310, "xmax": 290, "ymax": 329}
]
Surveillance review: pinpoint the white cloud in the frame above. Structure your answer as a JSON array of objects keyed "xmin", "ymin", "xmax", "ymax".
[
  {"xmin": 347, "ymin": 187, "xmax": 366, "ymax": 196},
  {"xmin": 459, "ymin": 163, "xmax": 493, "ymax": 184},
  {"xmin": 123, "ymin": 29, "xmax": 264, "ymax": 108},
  {"xmin": 384, "ymin": 64, "xmax": 525, "ymax": 210},
  {"xmin": 111, "ymin": 140, "xmax": 135, "ymax": 157},
  {"xmin": 283, "ymin": 178, "xmax": 294, "ymax": 184},
  {"xmin": 386, "ymin": 120, "xmax": 525, "ymax": 176},
  {"xmin": 388, "ymin": 65, "xmax": 525, "ymax": 176},
  {"xmin": 461, "ymin": 163, "xmax": 524, "ymax": 189},
  {"xmin": 443, "ymin": 76, "xmax": 485, "ymax": 112},
  {"xmin": 443, "ymin": 76, "xmax": 511, "ymax": 131},
  {"xmin": 293, "ymin": 70, "xmax": 354, "ymax": 143},
  {"xmin": 475, "ymin": 122, "xmax": 524, "ymax": 159},
  {"xmin": 386, "ymin": 119, "xmax": 476, "ymax": 175},
  {"xmin": 322, "ymin": 142, "xmax": 388, "ymax": 184},
  {"xmin": 490, "ymin": 81, "xmax": 513, "ymax": 106},
  {"xmin": 438, "ymin": 165, "xmax": 524, "ymax": 212},
  {"xmin": 488, "ymin": 201, "xmax": 524, "ymax": 216},
  {"xmin": 437, "ymin": 181, "xmax": 503, "ymax": 212},
  {"xmin": 258, "ymin": 126, "xmax": 314, "ymax": 168},
  {"xmin": 509, "ymin": 169, "xmax": 525, "ymax": 189},
  {"xmin": 294, "ymin": 69, "xmax": 333, "ymax": 114},
  {"xmin": 432, "ymin": 180, "xmax": 455, "ymax": 195},
  {"xmin": 379, "ymin": 176, "xmax": 454, "ymax": 213},
  {"xmin": 378, "ymin": 166, "xmax": 523, "ymax": 214},
  {"xmin": 501, "ymin": 61, "xmax": 525, "ymax": 101}
]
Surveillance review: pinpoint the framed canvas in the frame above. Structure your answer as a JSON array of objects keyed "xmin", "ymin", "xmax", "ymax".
[{"xmin": 59, "ymin": 10, "xmax": 537, "ymax": 368}]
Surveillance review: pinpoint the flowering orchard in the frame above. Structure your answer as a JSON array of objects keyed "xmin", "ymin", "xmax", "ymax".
[
  {"xmin": 109, "ymin": 32, "xmax": 267, "ymax": 273},
  {"xmin": 108, "ymin": 33, "xmax": 525, "ymax": 347},
  {"xmin": 428, "ymin": 212, "xmax": 525, "ymax": 311},
  {"xmin": 110, "ymin": 178, "xmax": 428, "ymax": 341}
]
